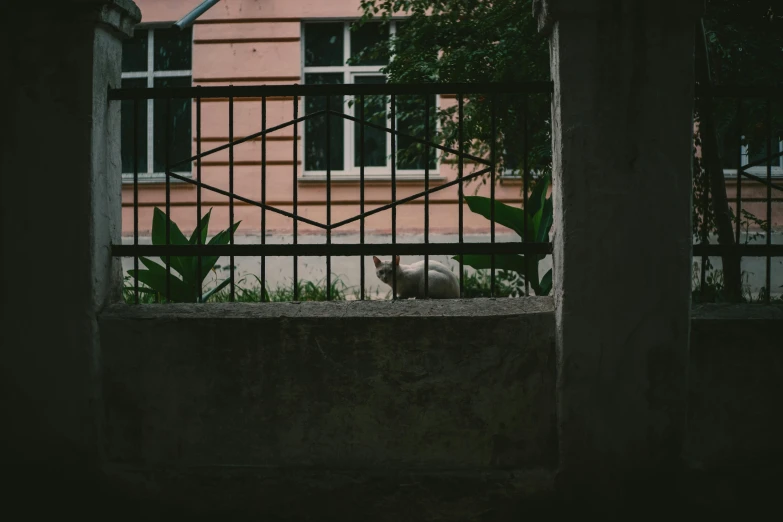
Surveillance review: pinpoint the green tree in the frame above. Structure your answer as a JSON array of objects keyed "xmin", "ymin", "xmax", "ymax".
[
  {"xmin": 696, "ymin": 1, "xmax": 782, "ymax": 300},
  {"xmin": 357, "ymin": 0, "xmax": 782, "ymax": 300},
  {"xmin": 353, "ymin": 0, "xmax": 551, "ymax": 181}
]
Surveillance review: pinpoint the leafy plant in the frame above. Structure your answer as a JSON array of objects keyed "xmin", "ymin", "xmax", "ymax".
[
  {"xmin": 353, "ymin": 0, "xmax": 552, "ymax": 182},
  {"xmin": 453, "ymin": 173, "xmax": 553, "ymax": 296},
  {"xmin": 459, "ymin": 268, "xmax": 522, "ymax": 298},
  {"xmin": 125, "ymin": 207, "xmax": 240, "ymax": 303}
]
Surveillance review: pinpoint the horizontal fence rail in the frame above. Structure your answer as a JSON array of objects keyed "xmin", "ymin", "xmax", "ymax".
[
  {"xmin": 112, "ymin": 243, "xmax": 554, "ymax": 257},
  {"xmin": 112, "ymin": 81, "xmax": 555, "ymax": 303},
  {"xmin": 108, "ymin": 81, "xmax": 555, "ymax": 100}
]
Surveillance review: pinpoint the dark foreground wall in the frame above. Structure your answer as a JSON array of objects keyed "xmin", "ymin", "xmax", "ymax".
[
  {"xmin": 99, "ymin": 298, "xmax": 558, "ymax": 517},
  {"xmin": 97, "ymin": 300, "xmax": 783, "ymax": 517},
  {"xmin": 687, "ymin": 304, "xmax": 783, "ymax": 469}
]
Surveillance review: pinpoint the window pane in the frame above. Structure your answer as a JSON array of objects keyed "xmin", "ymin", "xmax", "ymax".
[
  {"xmin": 121, "ymin": 78, "xmax": 147, "ymax": 173},
  {"xmin": 304, "ymin": 23, "xmax": 344, "ymax": 67},
  {"xmin": 304, "ymin": 73, "xmax": 344, "ymax": 171},
  {"xmin": 350, "ymin": 22, "xmax": 389, "ymax": 66},
  {"xmin": 396, "ymin": 94, "xmax": 437, "ymax": 170},
  {"xmin": 354, "ymin": 76, "xmax": 387, "ymax": 168},
  {"xmin": 747, "ymin": 139, "xmax": 783, "ymax": 168},
  {"xmin": 153, "ymin": 77, "xmax": 192, "ymax": 173},
  {"xmin": 154, "ymin": 27, "xmax": 192, "ymax": 71},
  {"xmin": 122, "ymin": 29, "xmax": 148, "ymax": 72},
  {"xmin": 504, "ymin": 151, "xmax": 521, "ymax": 174}
]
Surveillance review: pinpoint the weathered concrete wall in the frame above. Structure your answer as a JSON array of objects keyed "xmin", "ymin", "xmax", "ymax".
[
  {"xmin": 98, "ymin": 300, "xmax": 783, "ymax": 516},
  {"xmin": 686, "ymin": 304, "xmax": 783, "ymax": 470},
  {"xmin": 100, "ymin": 298, "xmax": 557, "ymax": 471},
  {"xmin": 0, "ymin": 1, "xmax": 141, "ymax": 519},
  {"xmin": 541, "ymin": 0, "xmax": 702, "ymax": 506}
]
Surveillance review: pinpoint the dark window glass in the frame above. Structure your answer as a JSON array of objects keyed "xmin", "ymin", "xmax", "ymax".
[
  {"xmin": 304, "ymin": 23, "xmax": 344, "ymax": 67},
  {"xmin": 121, "ymin": 78, "xmax": 148, "ymax": 173},
  {"xmin": 396, "ymin": 94, "xmax": 437, "ymax": 170},
  {"xmin": 504, "ymin": 151, "xmax": 521, "ymax": 174},
  {"xmin": 304, "ymin": 73, "xmax": 344, "ymax": 171},
  {"xmin": 747, "ymin": 137, "xmax": 783, "ymax": 168},
  {"xmin": 153, "ymin": 77, "xmax": 192, "ymax": 173},
  {"xmin": 154, "ymin": 27, "xmax": 192, "ymax": 71},
  {"xmin": 122, "ymin": 29, "xmax": 148, "ymax": 72},
  {"xmin": 354, "ymin": 76, "xmax": 387, "ymax": 168},
  {"xmin": 350, "ymin": 22, "xmax": 389, "ymax": 66}
]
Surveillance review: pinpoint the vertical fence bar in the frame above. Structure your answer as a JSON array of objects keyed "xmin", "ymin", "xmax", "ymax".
[
  {"xmin": 765, "ymin": 98, "xmax": 772, "ymax": 303},
  {"xmin": 196, "ymin": 90, "xmax": 203, "ymax": 303},
  {"xmin": 326, "ymin": 95, "xmax": 332, "ymax": 301},
  {"xmin": 424, "ymin": 94, "xmax": 430, "ymax": 298},
  {"xmin": 261, "ymin": 96, "xmax": 267, "ymax": 302},
  {"xmin": 133, "ymin": 98, "xmax": 139, "ymax": 304},
  {"xmin": 523, "ymin": 93, "xmax": 530, "ymax": 296},
  {"xmin": 293, "ymin": 95, "xmax": 299, "ymax": 301},
  {"xmin": 700, "ymin": 147, "xmax": 709, "ymax": 296},
  {"xmin": 229, "ymin": 93, "xmax": 235, "ymax": 302},
  {"xmin": 458, "ymin": 94, "xmax": 464, "ymax": 297},
  {"xmin": 360, "ymin": 94, "xmax": 366, "ymax": 301},
  {"xmin": 735, "ymin": 98, "xmax": 742, "ymax": 245},
  {"xmin": 165, "ymin": 96, "xmax": 172, "ymax": 303},
  {"xmin": 391, "ymin": 93, "xmax": 397, "ymax": 300},
  {"xmin": 490, "ymin": 94, "xmax": 497, "ymax": 297}
]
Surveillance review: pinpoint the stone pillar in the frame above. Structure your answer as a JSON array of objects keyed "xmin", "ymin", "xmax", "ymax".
[
  {"xmin": 0, "ymin": 0, "xmax": 140, "ymax": 512},
  {"xmin": 534, "ymin": 0, "xmax": 703, "ymax": 510}
]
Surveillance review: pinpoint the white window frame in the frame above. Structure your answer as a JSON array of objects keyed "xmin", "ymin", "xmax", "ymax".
[
  {"xmin": 301, "ymin": 20, "xmax": 442, "ymax": 181},
  {"xmin": 121, "ymin": 24, "xmax": 193, "ymax": 184},
  {"xmin": 723, "ymin": 136, "xmax": 783, "ymax": 179}
]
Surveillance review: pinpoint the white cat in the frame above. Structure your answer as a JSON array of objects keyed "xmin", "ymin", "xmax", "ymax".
[{"xmin": 373, "ymin": 255, "xmax": 460, "ymax": 299}]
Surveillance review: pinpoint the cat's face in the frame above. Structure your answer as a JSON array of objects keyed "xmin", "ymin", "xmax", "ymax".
[{"xmin": 373, "ymin": 255, "xmax": 399, "ymax": 286}]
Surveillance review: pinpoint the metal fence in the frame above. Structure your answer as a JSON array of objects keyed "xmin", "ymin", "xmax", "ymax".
[
  {"xmin": 109, "ymin": 82, "xmax": 554, "ymax": 303},
  {"xmin": 693, "ymin": 85, "xmax": 783, "ymax": 303}
]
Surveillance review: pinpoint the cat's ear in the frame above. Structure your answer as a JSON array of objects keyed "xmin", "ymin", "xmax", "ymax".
[
  {"xmin": 394, "ymin": 255, "xmax": 400, "ymax": 266},
  {"xmin": 373, "ymin": 256, "xmax": 381, "ymax": 268}
]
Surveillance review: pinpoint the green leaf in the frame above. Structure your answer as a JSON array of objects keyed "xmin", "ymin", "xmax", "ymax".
[
  {"xmin": 538, "ymin": 269, "xmax": 553, "ymax": 296},
  {"xmin": 128, "ymin": 258, "xmax": 196, "ymax": 303},
  {"xmin": 455, "ymin": 253, "xmax": 543, "ymax": 292},
  {"xmin": 188, "ymin": 208, "xmax": 213, "ymax": 245},
  {"xmin": 198, "ymin": 221, "xmax": 242, "ymax": 283},
  {"xmin": 526, "ymin": 173, "xmax": 550, "ymax": 219},
  {"xmin": 152, "ymin": 207, "xmax": 190, "ymax": 246},
  {"xmin": 199, "ymin": 277, "xmax": 232, "ymax": 302},
  {"xmin": 463, "ymin": 196, "xmax": 525, "ymax": 238},
  {"xmin": 535, "ymin": 196, "xmax": 553, "ymax": 244},
  {"xmin": 455, "ymin": 254, "xmax": 530, "ymax": 275},
  {"xmin": 151, "ymin": 207, "xmax": 196, "ymax": 283}
]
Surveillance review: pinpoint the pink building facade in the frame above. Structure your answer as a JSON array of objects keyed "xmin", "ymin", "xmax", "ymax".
[
  {"xmin": 121, "ymin": 0, "xmax": 781, "ymax": 245},
  {"xmin": 120, "ymin": 0, "xmax": 535, "ymax": 240}
]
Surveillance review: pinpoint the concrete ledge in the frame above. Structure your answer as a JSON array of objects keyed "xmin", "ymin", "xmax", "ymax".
[
  {"xmin": 100, "ymin": 298, "xmax": 557, "ymax": 471},
  {"xmin": 101, "ymin": 296, "xmax": 555, "ymax": 320},
  {"xmin": 687, "ymin": 304, "xmax": 783, "ymax": 470}
]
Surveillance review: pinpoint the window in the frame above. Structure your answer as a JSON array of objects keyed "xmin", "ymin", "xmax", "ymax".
[
  {"xmin": 302, "ymin": 21, "xmax": 437, "ymax": 178},
  {"xmin": 722, "ymin": 135, "xmax": 783, "ymax": 178},
  {"xmin": 121, "ymin": 27, "xmax": 193, "ymax": 182}
]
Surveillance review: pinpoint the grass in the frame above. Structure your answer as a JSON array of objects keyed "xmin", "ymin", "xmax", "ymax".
[
  {"xmin": 459, "ymin": 268, "xmax": 525, "ymax": 298},
  {"xmin": 123, "ymin": 274, "xmax": 355, "ymax": 304},
  {"xmin": 122, "ymin": 266, "xmax": 532, "ymax": 304},
  {"xmin": 691, "ymin": 263, "xmax": 783, "ymax": 304}
]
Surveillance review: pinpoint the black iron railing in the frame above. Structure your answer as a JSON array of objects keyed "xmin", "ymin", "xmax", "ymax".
[
  {"xmin": 693, "ymin": 85, "xmax": 783, "ymax": 303},
  {"xmin": 109, "ymin": 82, "xmax": 554, "ymax": 303}
]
